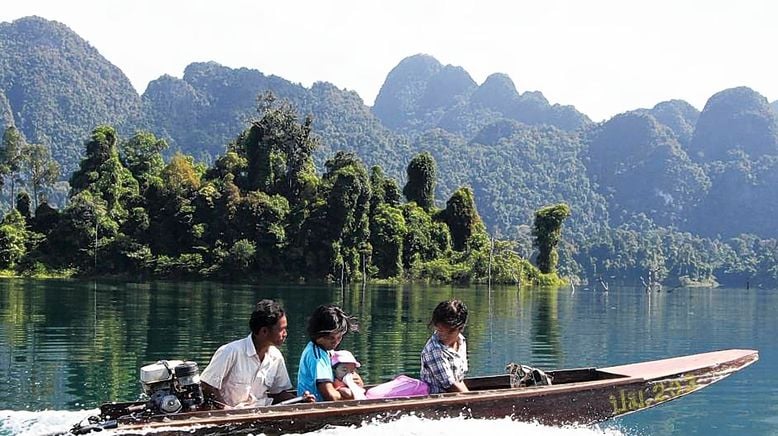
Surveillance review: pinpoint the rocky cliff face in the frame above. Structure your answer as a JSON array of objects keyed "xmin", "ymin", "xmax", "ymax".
[
  {"xmin": 373, "ymin": 54, "xmax": 590, "ymax": 138},
  {"xmin": 0, "ymin": 16, "xmax": 142, "ymax": 174},
  {"xmin": 689, "ymin": 86, "xmax": 778, "ymax": 163}
]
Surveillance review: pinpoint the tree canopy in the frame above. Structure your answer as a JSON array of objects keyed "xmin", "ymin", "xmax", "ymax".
[{"xmin": 0, "ymin": 98, "xmax": 559, "ymax": 286}]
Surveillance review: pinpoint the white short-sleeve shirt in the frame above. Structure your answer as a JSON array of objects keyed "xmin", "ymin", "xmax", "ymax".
[{"xmin": 200, "ymin": 334, "xmax": 293, "ymax": 407}]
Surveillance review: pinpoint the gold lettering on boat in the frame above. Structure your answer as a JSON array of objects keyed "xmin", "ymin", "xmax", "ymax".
[{"xmin": 609, "ymin": 375, "xmax": 698, "ymax": 415}]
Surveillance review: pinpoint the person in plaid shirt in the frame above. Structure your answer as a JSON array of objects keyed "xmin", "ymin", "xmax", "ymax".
[{"xmin": 420, "ymin": 299, "xmax": 469, "ymax": 394}]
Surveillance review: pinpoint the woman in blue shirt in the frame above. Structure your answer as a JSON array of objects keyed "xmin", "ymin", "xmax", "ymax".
[{"xmin": 297, "ymin": 304, "xmax": 358, "ymax": 401}]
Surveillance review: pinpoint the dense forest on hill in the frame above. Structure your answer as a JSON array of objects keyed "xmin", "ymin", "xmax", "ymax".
[
  {"xmin": 1, "ymin": 16, "xmax": 778, "ymax": 286},
  {"xmin": 0, "ymin": 98, "xmax": 567, "ymax": 285}
]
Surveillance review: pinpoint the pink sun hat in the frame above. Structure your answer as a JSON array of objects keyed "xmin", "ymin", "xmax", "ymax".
[{"xmin": 331, "ymin": 350, "xmax": 361, "ymax": 368}]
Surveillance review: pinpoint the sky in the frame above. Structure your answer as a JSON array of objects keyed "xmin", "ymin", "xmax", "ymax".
[{"xmin": 1, "ymin": 0, "xmax": 776, "ymax": 122}]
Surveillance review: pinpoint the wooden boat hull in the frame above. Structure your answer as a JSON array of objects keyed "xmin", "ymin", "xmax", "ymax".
[{"xmin": 75, "ymin": 349, "xmax": 758, "ymax": 435}]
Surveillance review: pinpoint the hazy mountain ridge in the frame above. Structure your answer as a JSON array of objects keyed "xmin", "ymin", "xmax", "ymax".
[
  {"xmin": 634, "ymin": 99, "xmax": 699, "ymax": 147},
  {"xmin": 584, "ymin": 112, "xmax": 710, "ymax": 228},
  {"xmin": 689, "ymin": 87, "xmax": 778, "ymax": 163},
  {"xmin": 142, "ymin": 61, "xmax": 291, "ymax": 160},
  {"xmin": 0, "ymin": 16, "xmax": 142, "ymax": 175},
  {"xmin": 373, "ymin": 54, "xmax": 591, "ymax": 138},
  {"xmin": 141, "ymin": 60, "xmax": 409, "ymax": 178},
  {"xmin": 3, "ymin": 16, "xmax": 778, "ymax": 284}
]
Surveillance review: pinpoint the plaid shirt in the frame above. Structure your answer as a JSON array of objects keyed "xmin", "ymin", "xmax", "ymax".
[{"xmin": 420, "ymin": 332, "xmax": 468, "ymax": 394}]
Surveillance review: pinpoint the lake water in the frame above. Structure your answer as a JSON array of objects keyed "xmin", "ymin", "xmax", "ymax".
[{"xmin": 0, "ymin": 279, "xmax": 774, "ymax": 435}]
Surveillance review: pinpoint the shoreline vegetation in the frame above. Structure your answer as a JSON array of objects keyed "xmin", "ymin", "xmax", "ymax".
[
  {"xmin": 0, "ymin": 267, "xmax": 567, "ymax": 287},
  {"xmin": 0, "ymin": 95, "xmax": 569, "ymax": 287}
]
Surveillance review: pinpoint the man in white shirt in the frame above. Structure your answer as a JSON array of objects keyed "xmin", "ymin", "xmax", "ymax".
[{"xmin": 200, "ymin": 299, "xmax": 307, "ymax": 408}]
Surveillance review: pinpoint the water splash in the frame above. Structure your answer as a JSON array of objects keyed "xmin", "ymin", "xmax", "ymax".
[
  {"xmin": 289, "ymin": 415, "xmax": 631, "ymax": 436},
  {"xmin": 0, "ymin": 411, "xmax": 636, "ymax": 436},
  {"xmin": 0, "ymin": 409, "xmax": 99, "ymax": 436}
]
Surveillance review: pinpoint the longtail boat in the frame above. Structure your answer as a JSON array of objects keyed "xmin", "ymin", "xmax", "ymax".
[{"xmin": 69, "ymin": 349, "xmax": 758, "ymax": 435}]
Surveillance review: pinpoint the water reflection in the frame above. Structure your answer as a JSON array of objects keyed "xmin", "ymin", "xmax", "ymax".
[
  {"xmin": 0, "ymin": 280, "xmax": 775, "ymax": 435},
  {"xmin": 530, "ymin": 288, "xmax": 562, "ymax": 366},
  {"xmin": 0, "ymin": 280, "xmax": 570, "ymax": 409}
]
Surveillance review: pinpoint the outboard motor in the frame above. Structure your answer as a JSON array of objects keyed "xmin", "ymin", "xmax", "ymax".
[
  {"xmin": 174, "ymin": 361, "xmax": 204, "ymax": 411},
  {"xmin": 140, "ymin": 360, "xmax": 204, "ymax": 414}
]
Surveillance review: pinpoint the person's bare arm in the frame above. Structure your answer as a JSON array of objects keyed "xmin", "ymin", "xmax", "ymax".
[
  {"xmin": 318, "ymin": 381, "xmax": 346, "ymax": 401},
  {"xmin": 336, "ymin": 386, "xmax": 355, "ymax": 399},
  {"xmin": 201, "ymin": 382, "xmax": 229, "ymax": 408}
]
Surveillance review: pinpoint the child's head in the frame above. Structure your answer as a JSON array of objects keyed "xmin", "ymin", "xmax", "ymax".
[
  {"xmin": 429, "ymin": 299, "xmax": 468, "ymax": 331},
  {"xmin": 307, "ymin": 304, "xmax": 358, "ymax": 350},
  {"xmin": 331, "ymin": 350, "xmax": 361, "ymax": 380}
]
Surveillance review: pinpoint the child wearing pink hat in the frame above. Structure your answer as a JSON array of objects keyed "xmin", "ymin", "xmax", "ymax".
[
  {"xmin": 330, "ymin": 350, "xmax": 430, "ymax": 400},
  {"xmin": 331, "ymin": 350, "xmax": 366, "ymax": 400}
]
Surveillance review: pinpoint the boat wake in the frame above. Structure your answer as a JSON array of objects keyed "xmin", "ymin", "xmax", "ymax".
[
  {"xmin": 291, "ymin": 416, "xmax": 631, "ymax": 436},
  {"xmin": 0, "ymin": 410, "xmax": 634, "ymax": 436},
  {"xmin": 0, "ymin": 409, "xmax": 99, "ymax": 436}
]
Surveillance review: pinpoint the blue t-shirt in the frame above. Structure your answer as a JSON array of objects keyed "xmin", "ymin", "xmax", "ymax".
[{"xmin": 297, "ymin": 341, "xmax": 334, "ymax": 401}]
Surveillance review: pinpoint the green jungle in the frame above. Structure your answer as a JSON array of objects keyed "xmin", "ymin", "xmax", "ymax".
[
  {"xmin": 0, "ymin": 96, "xmax": 567, "ymax": 285},
  {"xmin": 1, "ymin": 16, "xmax": 778, "ymax": 287}
]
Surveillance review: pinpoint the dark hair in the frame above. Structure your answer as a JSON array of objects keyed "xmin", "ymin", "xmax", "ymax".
[
  {"xmin": 306, "ymin": 304, "xmax": 358, "ymax": 339},
  {"xmin": 429, "ymin": 299, "xmax": 468, "ymax": 330},
  {"xmin": 249, "ymin": 299, "xmax": 285, "ymax": 334}
]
